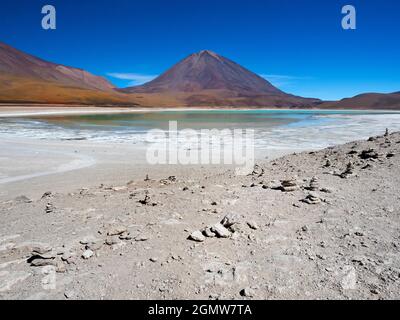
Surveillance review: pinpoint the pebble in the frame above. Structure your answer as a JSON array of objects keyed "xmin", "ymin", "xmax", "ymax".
[
  {"xmin": 247, "ymin": 221, "xmax": 259, "ymax": 230},
  {"xmin": 211, "ymin": 223, "xmax": 231, "ymax": 238},
  {"xmin": 240, "ymin": 287, "xmax": 254, "ymax": 297},
  {"xmin": 188, "ymin": 231, "xmax": 206, "ymax": 242},
  {"xmin": 220, "ymin": 213, "xmax": 240, "ymax": 228},
  {"xmin": 82, "ymin": 250, "xmax": 94, "ymax": 260},
  {"xmin": 107, "ymin": 226, "xmax": 127, "ymax": 236}
]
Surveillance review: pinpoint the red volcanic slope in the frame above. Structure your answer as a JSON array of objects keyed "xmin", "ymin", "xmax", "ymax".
[
  {"xmin": 125, "ymin": 50, "xmax": 283, "ymax": 94},
  {"xmin": 0, "ymin": 41, "xmax": 114, "ymax": 91},
  {"xmin": 122, "ymin": 50, "xmax": 320, "ymax": 107}
]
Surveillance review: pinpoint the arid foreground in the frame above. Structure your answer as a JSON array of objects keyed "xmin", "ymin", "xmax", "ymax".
[{"xmin": 1, "ymin": 132, "xmax": 400, "ymax": 300}]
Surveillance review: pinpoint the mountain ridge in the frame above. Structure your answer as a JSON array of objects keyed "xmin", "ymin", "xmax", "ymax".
[{"xmin": 1, "ymin": 42, "xmax": 399, "ymax": 109}]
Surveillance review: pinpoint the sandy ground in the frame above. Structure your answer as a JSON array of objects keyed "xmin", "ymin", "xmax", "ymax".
[{"xmin": 0, "ymin": 126, "xmax": 399, "ymax": 300}]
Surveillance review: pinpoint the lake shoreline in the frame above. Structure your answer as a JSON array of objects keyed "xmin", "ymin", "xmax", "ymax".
[{"xmin": 2, "ymin": 105, "xmax": 400, "ymax": 118}]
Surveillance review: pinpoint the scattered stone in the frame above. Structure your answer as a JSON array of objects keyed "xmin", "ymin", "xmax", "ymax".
[
  {"xmin": 41, "ymin": 191, "xmax": 53, "ymax": 199},
  {"xmin": 45, "ymin": 203, "xmax": 55, "ymax": 214},
  {"xmin": 302, "ymin": 192, "xmax": 322, "ymax": 205},
  {"xmin": 211, "ymin": 223, "xmax": 231, "ymax": 238},
  {"xmin": 309, "ymin": 176, "xmax": 319, "ymax": 191},
  {"xmin": 188, "ymin": 231, "xmax": 206, "ymax": 242},
  {"xmin": 247, "ymin": 221, "xmax": 259, "ymax": 230},
  {"xmin": 203, "ymin": 228, "xmax": 216, "ymax": 238},
  {"xmin": 280, "ymin": 178, "xmax": 299, "ymax": 192},
  {"xmin": 240, "ymin": 287, "xmax": 254, "ymax": 297},
  {"xmin": 384, "ymin": 128, "xmax": 389, "ymax": 137},
  {"xmin": 160, "ymin": 176, "xmax": 177, "ymax": 185},
  {"xmin": 31, "ymin": 244, "xmax": 53, "ymax": 255},
  {"xmin": 29, "ymin": 258, "xmax": 57, "ymax": 267},
  {"xmin": 359, "ymin": 148, "xmax": 381, "ymax": 160},
  {"xmin": 134, "ymin": 235, "xmax": 149, "ymax": 242},
  {"xmin": 324, "ymin": 159, "xmax": 332, "ymax": 168},
  {"xmin": 64, "ymin": 290, "xmax": 76, "ymax": 299},
  {"xmin": 220, "ymin": 213, "xmax": 240, "ymax": 228},
  {"xmin": 82, "ymin": 250, "xmax": 94, "ymax": 260},
  {"xmin": 107, "ymin": 226, "xmax": 127, "ymax": 236},
  {"xmin": 138, "ymin": 193, "xmax": 157, "ymax": 206},
  {"xmin": 119, "ymin": 232, "xmax": 132, "ymax": 240},
  {"xmin": 105, "ymin": 236, "xmax": 120, "ymax": 246},
  {"xmin": 250, "ymin": 165, "xmax": 264, "ymax": 177},
  {"xmin": 112, "ymin": 186, "xmax": 127, "ymax": 192},
  {"xmin": 86, "ymin": 240, "xmax": 104, "ymax": 251},
  {"xmin": 340, "ymin": 162, "xmax": 355, "ymax": 179}
]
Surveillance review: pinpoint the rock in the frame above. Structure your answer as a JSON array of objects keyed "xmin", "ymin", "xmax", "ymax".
[
  {"xmin": 41, "ymin": 191, "xmax": 53, "ymax": 199},
  {"xmin": 309, "ymin": 176, "xmax": 319, "ymax": 191},
  {"xmin": 188, "ymin": 231, "xmax": 206, "ymax": 242},
  {"xmin": 112, "ymin": 186, "xmax": 127, "ymax": 192},
  {"xmin": 80, "ymin": 235, "xmax": 101, "ymax": 245},
  {"xmin": 45, "ymin": 203, "xmax": 55, "ymax": 214},
  {"xmin": 250, "ymin": 165, "xmax": 264, "ymax": 177},
  {"xmin": 211, "ymin": 223, "xmax": 231, "ymax": 238},
  {"xmin": 320, "ymin": 187, "xmax": 333, "ymax": 193},
  {"xmin": 31, "ymin": 244, "xmax": 53, "ymax": 255},
  {"xmin": 64, "ymin": 290, "xmax": 76, "ymax": 299},
  {"xmin": 384, "ymin": 128, "xmax": 389, "ymax": 137},
  {"xmin": 359, "ymin": 148, "xmax": 381, "ymax": 160},
  {"xmin": 105, "ymin": 236, "xmax": 120, "ymax": 246},
  {"xmin": 247, "ymin": 221, "xmax": 259, "ymax": 230},
  {"xmin": 220, "ymin": 213, "xmax": 240, "ymax": 228},
  {"xmin": 107, "ymin": 226, "xmax": 127, "ymax": 236},
  {"xmin": 134, "ymin": 235, "xmax": 149, "ymax": 242},
  {"xmin": 240, "ymin": 287, "xmax": 254, "ymax": 297},
  {"xmin": 82, "ymin": 250, "xmax": 94, "ymax": 260},
  {"xmin": 302, "ymin": 192, "xmax": 322, "ymax": 205},
  {"xmin": 340, "ymin": 162, "xmax": 355, "ymax": 179},
  {"xmin": 324, "ymin": 159, "xmax": 332, "ymax": 167},
  {"xmin": 86, "ymin": 240, "xmax": 104, "ymax": 251},
  {"xmin": 280, "ymin": 178, "xmax": 299, "ymax": 192},
  {"xmin": 29, "ymin": 258, "xmax": 57, "ymax": 267},
  {"xmin": 387, "ymin": 152, "xmax": 395, "ymax": 158},
  {"xmin": 119, "ymin": 232, "xmax": 132, "ymax": 240},
  {"xmin": 203, "ymin": 228, "xmax": 216, "ymax": 238},
  {"xmin": 149, "ymin": 257, "xmax": 158, "ymax": 263}
]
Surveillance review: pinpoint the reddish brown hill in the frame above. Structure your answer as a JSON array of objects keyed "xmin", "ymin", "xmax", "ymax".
[
  {"xmin": 319, "ymin": 92, "xmax": 400, "ymax": 110},
  {"xmin": 0, "ymin": 42, "xmax": 114, "ymax": 91},
  {"xmin": 122, "ymin": 50, "xmax": 320, "ymax": 107}
]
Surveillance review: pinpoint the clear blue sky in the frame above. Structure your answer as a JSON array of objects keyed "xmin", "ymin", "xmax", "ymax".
[{"xmin": 1, "ymin": 0, "xmax": 399, "ymax": 100}]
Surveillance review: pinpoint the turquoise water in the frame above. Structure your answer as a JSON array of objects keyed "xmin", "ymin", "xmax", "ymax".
[{"xmin": 1, "ymin": 109, "xmax": 400, "ymax": 152}]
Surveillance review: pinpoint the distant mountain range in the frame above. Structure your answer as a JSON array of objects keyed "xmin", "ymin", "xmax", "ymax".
[{"xmin": 0, "ymin": 41, "xmax": 399, "ymax": 109}]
